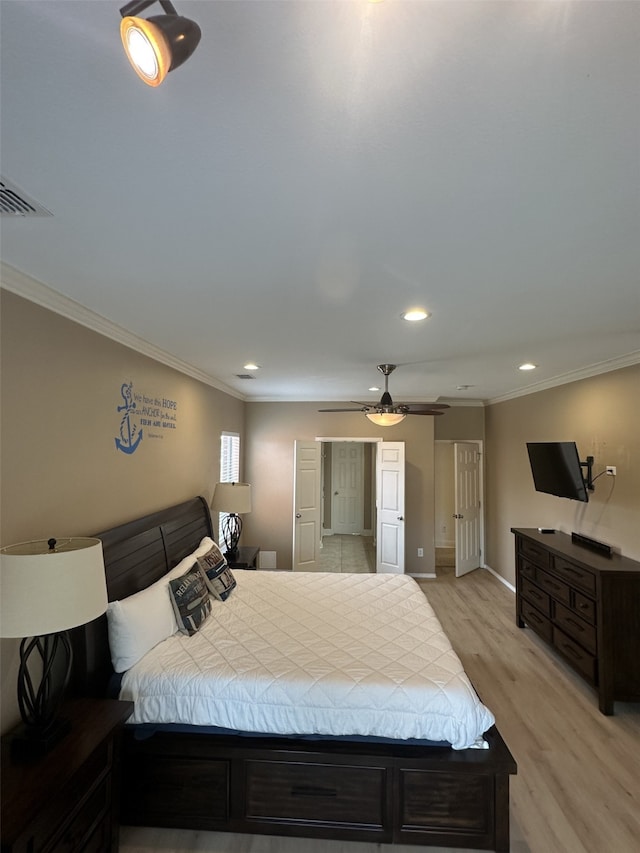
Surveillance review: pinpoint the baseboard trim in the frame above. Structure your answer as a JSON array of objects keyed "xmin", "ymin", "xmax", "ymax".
[
  {"xmin": 410, "ymin": 572, "xmax": 437, "ymax": 580},
  {"xmin": 482, "ymin": 563, "xmax": 515, "ymax": 593}
]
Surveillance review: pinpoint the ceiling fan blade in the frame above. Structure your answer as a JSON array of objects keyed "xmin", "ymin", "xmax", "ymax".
[
  {"xmin": 399, "ymin": 402, "xmax": 450, "ymax": 411},
  {"xmin": 318, "ymin": 407, "xmax": 368, "ymax": 413},
  {"xmin": 406, "ymin": 409, "xmax": 445, "ymax": 416}
]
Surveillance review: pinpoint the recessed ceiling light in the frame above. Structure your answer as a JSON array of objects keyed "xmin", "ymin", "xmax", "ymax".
[
  {"xmin": 456, "ymin": 385, "xmax": 474, "ymax": 390},
  {"xmin": 243, "ymin": 363, "xmax": 259, "ymax": 371},
  {"xmin": 401, "ymin": 309, "xmax": 430, "ymax": 322},
  {"xmin": 369, "ymin": 386, "xmax": 380, "ymax": 392},
  {"xmin": 519, "ymin": 363, "xmax": 537, "ymax": 371}
]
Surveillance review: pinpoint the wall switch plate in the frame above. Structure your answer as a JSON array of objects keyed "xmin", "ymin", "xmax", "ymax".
[
  {"xmin": 606, "ymin": 466, "xmax": 617, "ymax": 476},
  {"xmin": 417, "ymin": 548, "xmax": 424, "ymax": 557}
]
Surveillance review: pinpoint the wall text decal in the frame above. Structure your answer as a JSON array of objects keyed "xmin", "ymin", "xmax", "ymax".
[{"xmin": 115, "ymin": 381, "xmax": 178, "ymax": 454}]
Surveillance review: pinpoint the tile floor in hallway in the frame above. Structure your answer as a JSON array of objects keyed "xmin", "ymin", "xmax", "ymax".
[{"xmin": 317, "ymin": 534, "xmax": 375, "ymax": 572}]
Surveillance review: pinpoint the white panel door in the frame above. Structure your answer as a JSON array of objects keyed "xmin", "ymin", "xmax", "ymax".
[
  {"xmin": 376, "ymin": 441, "xmax": 405, "ymax": 574},
  {"xmin": 331, "ymin": 442, "xmax": 364, "ymax": 535},
  {"xmin": 454, "ymin": 442, "xmax": 482, "ymax": 577},
  {"xmin": 293, "ymin": 440, "xmax": 321, "ymax": 571}
]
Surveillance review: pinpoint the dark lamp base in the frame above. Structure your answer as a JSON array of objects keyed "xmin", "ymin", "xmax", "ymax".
[{"xmin": 10, "ymin": 716, "xmax": 71, "ymax": 761}]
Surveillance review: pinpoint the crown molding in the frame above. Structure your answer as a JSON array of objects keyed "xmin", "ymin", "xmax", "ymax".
[
  {"xmin": 4, "ymin": 262, "xmax": 637, "ymax": 408},
  {"xmin": 488, "ymin": 351, "xmax": 640, "ymax": 405},
  {"xmin": 0, "ymin": 262, "xmax": 244, "ymax": 400}
]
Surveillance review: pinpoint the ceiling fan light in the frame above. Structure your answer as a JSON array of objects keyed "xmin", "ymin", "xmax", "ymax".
[{"xmin": 366, "ymin": 412, "xmax": 406, "ymax": 426}]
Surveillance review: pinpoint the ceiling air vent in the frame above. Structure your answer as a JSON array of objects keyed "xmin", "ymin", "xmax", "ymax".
[
  {"xmin": 0, "ymin": 177, "xmax": 53, "ymax": 216},
  {"xmin": 236, "ymin": 374, "xmax": 255, "ymax": 380}
]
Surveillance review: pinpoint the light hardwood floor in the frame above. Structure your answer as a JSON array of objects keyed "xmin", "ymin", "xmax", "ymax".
[{"xmin": 119, "ymin": 565, "xmax": 640, "ymax": 853}]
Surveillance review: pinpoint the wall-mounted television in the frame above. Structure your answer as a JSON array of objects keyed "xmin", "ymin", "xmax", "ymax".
[{"xmin": 526, "ymin": 442, "xmax": 593, "ymax": 503}]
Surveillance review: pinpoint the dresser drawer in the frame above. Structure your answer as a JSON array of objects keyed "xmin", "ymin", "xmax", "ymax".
[
  {"xmin": 14, "ymin": 741, "xmax": 112, "ymax": 853},
  {"xmin": 244, "ymin": 760, "xmax": 386, "ymax": 828},
  {"xmin": 518, "ymin": 557, "xmax": 537, "ymax": 582},
  {"xmin": 552, "ymin": 557, "xmax": 596, "ymax": 594},
  {"xmin": 50, "ymin": 777, "xmax": 110, "ymax": 853},
  {"xmin": 78, "ymin": 816, "xmax": 109, "ymax": 853},
  {"xmin": 123, "ymin": 755, "xmax": 229, "ymax": 824},
  {"xmin": 520, "ymin": 578, "xmax": 551, "ymax": 616},
  {"xmin": 400, "ymin": 768, "xmax": 491, "ymax": 833},
  {"xmin": 519, "ymin": 538, "xmax": 550, "ymax": 569},
  {"xmin": 554, "ymin": 603, "xmax": 597, "ymax": 655},
  {"xmin": 552, "ymin": 627, "xmax": 597, "ymax": 682},
  {"xmin": 573, "ymin": 591, "xmax": 596, "ymax": 624},
  {"xmin": 520, "ymin": 599, "xmax": 553, "ymax": 643},
  {"xmin": 536, "ymin": 570, "xmax": 571, "ymax": 605}
]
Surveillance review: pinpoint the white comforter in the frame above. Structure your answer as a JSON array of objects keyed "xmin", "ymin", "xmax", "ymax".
[{"xmin": 119, "ymin": 571, "xmax": 495, "ymax": 749}]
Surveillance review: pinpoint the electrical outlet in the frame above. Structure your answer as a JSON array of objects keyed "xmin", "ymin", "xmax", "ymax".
[
  {"xmin": 417, "ymin": 548, "xmax": 424, "ymax": 557},
  {"xmin": 606, "ymin": 466, "xmax": 617, "ymax": 476}
]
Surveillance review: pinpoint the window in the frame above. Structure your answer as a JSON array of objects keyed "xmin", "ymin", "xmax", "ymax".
[{"xmin": 218, "ymin": 432, "xmax": 240, "ymax": 543}]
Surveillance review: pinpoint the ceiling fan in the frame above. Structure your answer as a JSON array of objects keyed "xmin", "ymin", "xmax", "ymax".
[{"xmin": 319, "ymin": 364, "xmax": 449, "ymax": 425}]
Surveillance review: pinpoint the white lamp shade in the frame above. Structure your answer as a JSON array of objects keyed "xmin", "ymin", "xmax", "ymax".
[
  {"xmin": 211, "ymin": 482, "xmax": 252, "ymax": 514},
  {"xmin": 0, "ymin": 538, "xmax": 108, "ymax": 638}
]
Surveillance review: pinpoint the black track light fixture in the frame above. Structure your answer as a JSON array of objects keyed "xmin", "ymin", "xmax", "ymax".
[{"xmin": 120, "ymin": 0, "xmax": 201, "ymax": 87}]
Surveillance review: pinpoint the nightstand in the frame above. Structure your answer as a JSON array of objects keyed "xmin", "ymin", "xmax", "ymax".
[
  {"xmin": 226, "ymin": 545, "xmax": 260, "ymax": 569},
  {"xmin": 1, "ymin": 697, "xmax": 133, "ymax": 853}
]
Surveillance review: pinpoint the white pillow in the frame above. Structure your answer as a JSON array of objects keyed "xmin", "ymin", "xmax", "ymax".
[
  {"xmin": 106, "ymin": 536, "xmax": 217, "ymax": 672},
  {"xmin": 197, "ymin": 536, "xmax": 215, "ymax": 554},
  {"xmin": 107, "ymin": 575, "xmax": 178, "ymax": 672},
  {"xmin": 165, "ymin": 536, "xmax": 216, "ymax": 581}
]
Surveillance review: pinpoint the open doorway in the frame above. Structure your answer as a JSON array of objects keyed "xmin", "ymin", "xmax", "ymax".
[
  {"xmin": 434, "ymin": 440, "xmax": 484, "ymax": 577},
  {"xmin": 293, "ymin": 439, "xmax": 406, "ymax": 574},
  {"xmin": 434, "ymin": 442, "xmax": 456, "ymax": 571},
  {"xmin": 319, "ymin": 441, "xmax": 375, "ymax": 573}
]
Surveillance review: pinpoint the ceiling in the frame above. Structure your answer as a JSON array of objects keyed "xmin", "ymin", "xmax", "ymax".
[{"xmin": 1, "ymin": 1, "xmax": 639, "ymax": 405}]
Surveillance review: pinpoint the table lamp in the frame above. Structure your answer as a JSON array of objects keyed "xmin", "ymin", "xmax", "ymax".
[
  {"xmin": 0, "ymin": 537, "xmax": 108, "ymax": 758},
  {"xmin": 210, "ymin": 482, "xmax": 252, "ymax": 559}
]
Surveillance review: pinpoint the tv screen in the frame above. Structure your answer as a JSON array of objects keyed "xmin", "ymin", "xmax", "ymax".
[{"xmin": 526, "ymin": 442, "xmax": 589, "ymax": 502}]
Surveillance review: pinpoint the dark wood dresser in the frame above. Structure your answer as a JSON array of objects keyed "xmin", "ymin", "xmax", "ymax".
[
  {"xmin": 512, "ymin": 528, "xmax": 640, "ymax": 714},
  {"xmin": 1, "ymin": 698, "xmax": 133, "ymax": 853}
]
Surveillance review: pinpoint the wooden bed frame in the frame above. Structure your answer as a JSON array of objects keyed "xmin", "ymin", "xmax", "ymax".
[{"xmin": 71, "ymin": 496, "xmax": 516, "ymax": 851}]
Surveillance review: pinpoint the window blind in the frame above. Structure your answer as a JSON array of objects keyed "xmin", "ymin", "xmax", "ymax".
[{"xmin": 219, "ymin": 432, "xmax": 240, "ymax": 544}]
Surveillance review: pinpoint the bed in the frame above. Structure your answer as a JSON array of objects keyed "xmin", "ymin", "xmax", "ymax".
[{"xmin": 71, "ymin": 496, "xmax": 516, "ymax": 851}]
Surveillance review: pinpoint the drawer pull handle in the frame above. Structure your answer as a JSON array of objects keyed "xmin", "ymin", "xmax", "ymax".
[
  {"xmin": 578, "ymin": 603, "xmax": 590, "ymax": 610},
  {"xmin": 291, "ymin": 785, "xmax": 337, "ymax": 798},
  {"xmin": 561, "ymin": 566, "xmax": 583, "ymax": 578},
  {"xmin": 561, "ymin": 643, "xmax": 582, "ymax": 660}
]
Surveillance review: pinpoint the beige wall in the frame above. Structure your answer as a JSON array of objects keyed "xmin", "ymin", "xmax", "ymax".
[
  {"xmin": 0, "ymin": 290, "xmax": 244, "ymax": 732},
  {"xmin": 485, "ymin": 364, "xmax": 640, "ymax": 585},
  {"xmin": 435, "ymin": 404, "xmax": 485, "ymax": 440}
]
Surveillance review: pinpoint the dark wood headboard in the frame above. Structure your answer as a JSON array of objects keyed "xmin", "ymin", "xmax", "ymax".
[{"xmin": 70, "ymin": 496, "xmax": 214, "ymax": 697}]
